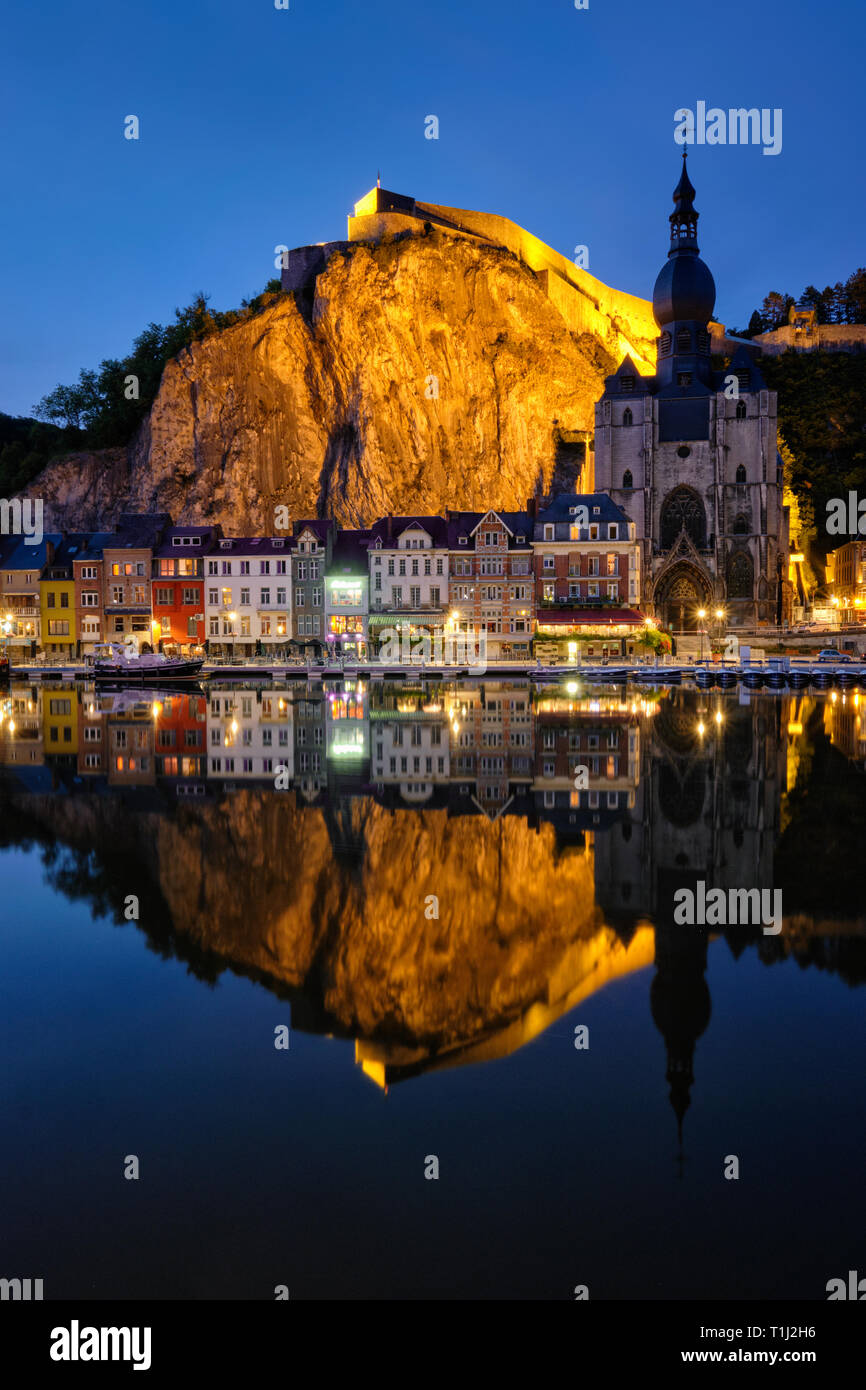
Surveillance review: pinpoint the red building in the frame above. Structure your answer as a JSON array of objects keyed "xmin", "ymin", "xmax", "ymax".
[
  {"xmin": 151, "ymin": 526, "xmax": 221, "ymax": 652},
  {"xmin": 153, "ymin": 691, "xmax": 208, "ymax": 784}
]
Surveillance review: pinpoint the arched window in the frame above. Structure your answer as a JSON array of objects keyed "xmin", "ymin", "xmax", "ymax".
[
  {"xmin": 735, "ymin": 400, "xmax": 747, "ymax": 420},
  {"xmin": 733, "ymin": 513, "xmax": 749, "ymax": 535},
  {"xmin": 726, "ymin": 551, "xmax": 754, "ymax": 599},
  {"xmin": 623, "ymin": 470, "xmax": 633, "ymax": 489},
  {"xmin": 660, "ymin": 487, "xmax": 707, "ymax": 550},
  {"xmin": 735, "ymin": 464, "xmax": 747, "ymax": 484},
  {"xmin": 677, "ymin": 328, "xmax": 691, "ymax": 353},
  {"xmin": 623, "ymin": 407, "xmax": 633, "ymax": 426}
]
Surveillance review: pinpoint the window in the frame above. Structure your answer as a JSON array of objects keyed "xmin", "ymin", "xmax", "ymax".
[
  {"xmin": 112, "ymin": 586, "xmax": 123, "ymax": 604},
  {"xmin": 410, "ymin": 586, "xmax": 421, "ymax": 607},
  {"xmin": 542, "ymin": 554, "xmax": 555, "ymax": 571},
  {"xmin": 132, "ymin": 585, "xmax": 146, "ymax": 605},
  {"xmin": 240, "ymin": 617, "xmax": 251, "ymax": 636},
  {"xmin": 544, "ymin": 524, "xmax": 554, "ymax": 540},
  {"xmin": 623, "ymin": 470, "xmax": 633, "ymax": 489},
  {"xmin": 736, "ymin": 400, "xmax": 747, "ymax": 419},
  {"xmin": 46, "ymin": 592, "xmax": 56, "ymax": 608},
  {"xmin": 660, "ymin": 331, "xmax": 672, "ymax": 356},
  {"xmin": 608, "ymin": 524, "xmax": 618, "ymax": 540},
  {"xmin": 240, "ymin": 561, "xmax": 250, "ymax": 575},
  {"xmin": 82, "ymin": 591, "xmax": 99, "ymax": 607},
  {"xmin": 678, "ymin": 372, "xmax": 692, "ymax": 387},
  {"xmin": 623, "ymin": 407, "xmax": 633, "ymax": 426},
  {"xmin": 621, "ymin": 375, "xmax": 634, "ymax": 393},
  {"xmin": 182, "ymin": 587, "xmax": 196, "ymax": 605},
  {"xmin": 240, "ymin": 588, "xmax": 250, "ymax": 606},
  {"xmin": 260, "ymin": 588, "xmax": 271, "ymax": 605},
  {"xmin": 261, "ymin": 561, "xmax": 270, "ymax": 575},
  {"xmin": 156, "ymin": 587, "xmax": 173, "ymax": 606},
  {"xmin": 208, "ymin": 560, "xmax": 218, "ymax": 575},
  {"xmin": 736, "ymin": 464, "xmax": 747, "ymax": 484},
  {"xmin": 81, "ymin": 566, "xmax": 97, "ymax": 579},
  {"xmin": 677, "ymin": 328, "xmax": 691, "ymax": 352},
  {"xmin": 392, "ymin": 586, "xmax": 403, "ymax": 607}
]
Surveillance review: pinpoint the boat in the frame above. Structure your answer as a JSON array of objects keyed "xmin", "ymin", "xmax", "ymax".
[
  {"xmin": 90, "ymin": 641, "xmax": 204, "ymax": 683},
  {"xmin": 694, "ymin": 667, "xmax": 716, "ymax": 689},
  {"xmin": 716, "ymin": 669, "xmax": 738, "ymax": 689},
  {"xmin": 765, "ymin": 670, "xmax": 788, "ymax": 689},
  {"xmin": 787, "ymin": 670, "xmax": 810, "ymax": 690},
  {"xmin": 741, "ymin": 669, "xmax": 765, "ymax": 689}
]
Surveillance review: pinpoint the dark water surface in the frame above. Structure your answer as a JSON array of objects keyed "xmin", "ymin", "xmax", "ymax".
[{"xmin": 1, "ymin": 678, "xmax": 864, "ymax": 1299}]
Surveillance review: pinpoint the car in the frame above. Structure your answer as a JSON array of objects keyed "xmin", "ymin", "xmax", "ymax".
[{"xmin": 817, "ymin": 648, "xmax": 852, "ymax": 663}]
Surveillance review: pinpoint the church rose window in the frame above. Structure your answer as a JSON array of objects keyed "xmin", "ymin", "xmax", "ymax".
[{"xmin": 660, "ymin": 488, "xmax": 707, "ymax": 550}]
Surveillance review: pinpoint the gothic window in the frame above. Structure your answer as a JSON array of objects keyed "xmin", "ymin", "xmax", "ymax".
[
  {"xmin": 660, "ymin": 332, "xmax": 672, "ymax": 356},
  {"xmin": 623, "ymin": 470, "xmax": 633, "ymax": 489},
  {"xmin": 677, "ymin": 328, "xmax": 691, "ymax": 353},
  {"xmin": 726, "ymin": 551, "xmax": 754, "ymax": 599},
  {"xmin": 736, "ymin": 464, "xmax": 747, "ymax": 483},
  {"xmin": 660, "ymin": 488, "xmax": 707, "ymax": 550},
  {"xmin": 733, "ymin": 513, "xmax": 749, "ymax": 535},
  {"xmin": 623, "ymin": 407, "xmax": 633, "ymax": 426},
  {"xmin": 735, "ymin": 400, "xmax": 747, "ymax": 419}
]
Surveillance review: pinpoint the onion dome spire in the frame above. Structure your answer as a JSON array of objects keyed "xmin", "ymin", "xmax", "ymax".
[{"xmin": 669, "ymin": 148, "xmax": 699, "ymax": 253}]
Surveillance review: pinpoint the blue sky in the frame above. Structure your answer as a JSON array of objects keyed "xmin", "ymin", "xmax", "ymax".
[{"xmin": 1, "ymin": 0, "xmax": 863, "ymax": 418}]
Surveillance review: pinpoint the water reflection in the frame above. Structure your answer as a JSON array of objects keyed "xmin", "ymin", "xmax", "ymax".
[{"xmin": 2, "ymin": 678, "xmax": 865, "ymax": 1137}]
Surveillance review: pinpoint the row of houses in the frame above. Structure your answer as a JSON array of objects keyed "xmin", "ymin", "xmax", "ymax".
[{"xmin": 0, "ymin": 494, "xmax": 647, "ymax": 662}]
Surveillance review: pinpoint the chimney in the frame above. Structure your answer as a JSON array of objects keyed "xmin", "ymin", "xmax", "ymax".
[
  {"xmin": 527, "ymin": 497, "xmax": 537, "ymax": 520},
  {"xmin": 387, "ymin": 514, "xmax": 393, "ymax": 542}
]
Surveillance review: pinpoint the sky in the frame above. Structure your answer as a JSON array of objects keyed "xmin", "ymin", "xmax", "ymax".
[{"xmin": 1, "ymin": 0, "xmax": 863, "ymax": 419}]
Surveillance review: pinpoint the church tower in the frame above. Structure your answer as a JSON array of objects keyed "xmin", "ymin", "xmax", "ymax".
[{"xmin": 593, "ymin": 153, "xmax": 789, "ymax": 632}]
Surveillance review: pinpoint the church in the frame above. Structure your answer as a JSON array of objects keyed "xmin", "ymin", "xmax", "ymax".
[{"xmin": 593, "ymin": 153, "xmax": 789, "ymax": 632}]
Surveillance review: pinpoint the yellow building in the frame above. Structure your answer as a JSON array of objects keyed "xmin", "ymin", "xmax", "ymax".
[
  {"xmin": 40, "ymin": 537, "xmax": 84, "ymax": 657},
  {"xmin": 41, "ymin": 685, "xmax": 79, "ymax": 761}
]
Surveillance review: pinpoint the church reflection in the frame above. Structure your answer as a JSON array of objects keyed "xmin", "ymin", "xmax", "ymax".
[{"xmin": 2, "ymin": 679, "xmax": 865, "ymax": 1140}]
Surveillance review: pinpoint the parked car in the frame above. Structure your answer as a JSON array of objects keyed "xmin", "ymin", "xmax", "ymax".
[{"xmin": 817, "ymin": 648, "xmax": 852, "ymax": 663}]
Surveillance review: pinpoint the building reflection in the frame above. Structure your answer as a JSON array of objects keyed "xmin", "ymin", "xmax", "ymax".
[{"xmin": 1, "ymin": 678, "xmax": 864, "ymax": 1131}]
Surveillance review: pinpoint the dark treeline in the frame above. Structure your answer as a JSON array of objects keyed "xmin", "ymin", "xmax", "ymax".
[{"xmin": 0, "ymin": 283, "xmax": 284, "ymax": 497}]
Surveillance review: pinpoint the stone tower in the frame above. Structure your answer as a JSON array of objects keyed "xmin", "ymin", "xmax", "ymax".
[{"xmin": 593, "ymin": 153, "xmax": 789, "ymax": 632}]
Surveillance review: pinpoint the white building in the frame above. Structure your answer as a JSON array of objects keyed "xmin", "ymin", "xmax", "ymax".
[{"xmin": 204, "ymin": 538, "xmax": 292, "ymax": 656}]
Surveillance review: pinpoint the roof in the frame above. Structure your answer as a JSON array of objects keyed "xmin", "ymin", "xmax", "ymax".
[
  {"xmin": 40, "ymin": 533, "xmax": 91, "ymax": 576},
  {"xmin": 330, "ymin": 530, "xmax": 372, "ymax": 573},
  {"xmin": 211, "ymin": 536, "xmax": 293, "ymax": 556},
  {"xmin": 111, "ymin": 513, "xmax": 172, "ymax": 549},
  {"xmin": 153, "ymin": 525, "xmax": 222, "ymax": 558},
  {"xmin": 74, "ymin": 532, "xmax": 115, "ymax": 562},
  {"xmin": 0, "ymin": 534, "xmax": 62, "ymax": 569},
  {"xmin": 293, "ymin": 519, "xmax": 334, "ymax": 542},
  {"xmin": 537, "ymin": 493, "xmax": 631, "ymax": 526},
  {"xmin": 368, "ymin": 515, "xmax": 450, "ymax": 547},
  {"xmin": 446, "ymin": 510, "xmax": 533, "ymax": 548}
]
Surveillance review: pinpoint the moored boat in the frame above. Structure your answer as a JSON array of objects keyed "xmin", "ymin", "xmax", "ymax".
[{"xmin": 90, "ymin": 642, "xmax": 203, "ymax": 683}]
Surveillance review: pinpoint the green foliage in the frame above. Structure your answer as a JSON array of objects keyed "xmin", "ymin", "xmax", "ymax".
[
  {"xmin": 0, "ymin": 412, "xmax": 85, "ymax": 497},
  {"xmin": 32, "ymin": 284, "xmax": 286, "ymax": 449},
  {"xmin": 740, "ymin": 267, "xmax": 866, "ymax": 336},
  {"xmin": 763, "ymin": 352, "xmax": 866, "ymax": 556}
]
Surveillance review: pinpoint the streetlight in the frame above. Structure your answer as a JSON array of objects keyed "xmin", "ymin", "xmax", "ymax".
[
  {"xmin": 714, "ymin": 607, "xmax": 727, "ymax": 664},
  {"xmin": 697, "ymin": 608, "xmax": 707, "ymax": 663}
]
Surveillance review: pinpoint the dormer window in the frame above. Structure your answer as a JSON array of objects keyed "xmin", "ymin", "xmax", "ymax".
[
  {"xmin": 609, "ymin": 524, "xmax": 618, "ymax": 539},
  {"xmin": 544, "ymin": 524, "xmax": 554, "ymax": 540},
  {"xmin": 172, "ymin": 538, "xmax": 181, "ymax": 546},
  {"xmin": 621, "ymin": 375, "xmax": 635, "ymax": 393},
  {"xmin": 220, "ymin": 540, "xmax": 232, "ymax": 550},
  {"xmin": 273, "ymin": 539, "xmax": 284, "ymax": 548},
  {"xmin": 592, "ymin": 507, "xmax": 600, "ymax": 515},
  {"xmin": 458, "ymin": 536, "xmax": 468, "ymax": 546},
  {"xmin": 516, "ymin": 534, "xmax": 525, "ymax": 543}
]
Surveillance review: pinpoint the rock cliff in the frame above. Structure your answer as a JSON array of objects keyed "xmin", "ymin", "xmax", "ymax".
[{"xmin": 29, "ymin": 228, "xmax": 626, "ymax": 532}]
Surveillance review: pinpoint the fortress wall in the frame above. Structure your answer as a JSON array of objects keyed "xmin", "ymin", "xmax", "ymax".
[{"xmin": 755, "ymin": 324, "xmax": 866, "ymax": 355}]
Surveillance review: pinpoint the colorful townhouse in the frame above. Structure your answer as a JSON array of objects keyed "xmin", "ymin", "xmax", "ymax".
[
  {"xmin": 206, "ymin": 684, "xmax": 293, "ymax": 781},
  {"xmin": 73, "ymin": 534, "xmax": 114, "ymax": 656},
  {"xmin": 152, "ymin": 525, "xmax": 222, "ymax": 652},
  {"xmin": 532, "ymin": 494, "xmax": 644, "ymax": 662},
  {"xmin": 102, "ymin": 514, "xmax": 171, "ymax": 649},
  {"xmin": 204, "ymin": 536, "xmax": 293, "ymax": 657},
  {"xmin": 324, "ymin": 530, "xmax": 370, "ymax": 658},
  {"xmin": 1, "ymin": 535, "xmax": 61, "ymax": 656},
  {"xmin": 367, "ymin": 515, "xmax": 450, "ymax": 656},
  {"xmin": 42, "ymin": 683, "xmax": 79, "ymax": 765},
  {"xmin": 291, "ymin": 520, "xmax": 333, "ymax": 649},
  {"xmin": 40, "ymin": 535, "xmax": 89, "ymax": 658},
  {"xmin": 446, "ymin": 510, "xmax": 535, "ymax": 662}
]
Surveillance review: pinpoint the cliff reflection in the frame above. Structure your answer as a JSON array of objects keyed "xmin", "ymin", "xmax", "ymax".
[{"xmin": 2, "ymin": 680, "xmax": 866, "ymax": 1112}]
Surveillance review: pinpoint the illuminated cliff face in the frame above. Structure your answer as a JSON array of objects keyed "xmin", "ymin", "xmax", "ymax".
[{"xmin": 32, "ymin": 232, "xmax": 619, "ymax": 533}]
